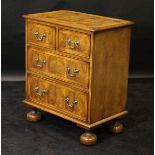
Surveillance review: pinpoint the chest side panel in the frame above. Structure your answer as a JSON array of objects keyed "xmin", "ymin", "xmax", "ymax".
[{"xmin": 90, "ymin": 27, "xmax": 131, "ymax": 123}]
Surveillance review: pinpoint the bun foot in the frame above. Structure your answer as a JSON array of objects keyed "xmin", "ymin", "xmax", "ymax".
[
  {"xmin": 80, "ymin": 131, "xmax": 97, "ymax": 146},
  {"xmin": 26, "ymin": 110, "xmax": 41, "ymax": 122},
  {"xmin": 109, "ymin": 121, "xmax": 124, "ymax": 134}
]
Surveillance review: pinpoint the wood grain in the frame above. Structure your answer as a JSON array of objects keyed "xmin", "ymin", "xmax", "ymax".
[
  {"xmin": 23, "ymin": 10, "xmax": 133, "ymax": 130},
  {"xmin": 27, "ymin": 21, "xmax": 56, "ymax": 49},
  {"xmin": 27, "ymin": 46, "xmax": 90, "ymax": 88},
  {"xmin": 27, "ymin": 73, "xmax": 88, "ymax": 121},
  {"xmin": 23, "ymin": 99, "xmax": 127, "ymax": 130},
  {"xmin": 24, "ymin": 10, "xmax": 133, "ymax": 32},
  {"xmin": 89, "ymin": 27, "xmax": 131, "ymax": 123},
  {"xmin": 58, "ymin": 28, "xmax": 90, "ymax": 57}
]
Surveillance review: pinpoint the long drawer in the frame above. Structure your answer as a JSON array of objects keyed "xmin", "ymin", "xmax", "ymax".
[
  {"xmin": 27, "ymin": 46, "xmax": 89, "ymax": 88},
  {"xmin": 26, "ymin": 73, "xmax": 88, "ymax": 121}
]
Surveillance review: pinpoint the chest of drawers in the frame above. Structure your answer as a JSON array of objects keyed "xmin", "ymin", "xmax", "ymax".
[{"xmin": 23, "ymin": 10, "xmax": 133, "ymax": 145}]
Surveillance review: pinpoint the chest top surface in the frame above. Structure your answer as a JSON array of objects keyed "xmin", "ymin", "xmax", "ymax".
[{"xmin": 24, "ymin": 10, "xmax": 133, "ymax": 31}]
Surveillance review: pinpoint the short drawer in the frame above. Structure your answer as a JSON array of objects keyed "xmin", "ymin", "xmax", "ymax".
[
  {"xmin": 27, "ymin": 46, "xmax": 89, "ymax": 88},
  {"xmin": 27, "ymin": 21, "xmax": 56, "ymax": 49},
  {"xmin": 58, "ymin": 29, "xmax": 90, "ymax": 57},
  {"xmin": 27, "ymin": 74, "xmax": 87, "ymax": 121}
]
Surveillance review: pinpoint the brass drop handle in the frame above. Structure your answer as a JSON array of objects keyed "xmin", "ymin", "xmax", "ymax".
[
  {"xmin": 65, "ymin": 97, "xmax": 78, "ymax": 108},
  {"xmin": 34, "ymin": 86, "xmax": 47, "ymax": 96},
  {"xmin": 66, "ymin": 38, "xmax": 80, "ymax": 49},
  {"xmin": 66, "ymin": 67, "xmax": 79, "ymax": 77},
  {"xmin": 34, "ymin": 31, "xmax": 46, "ymax": 41},
  {"xmin": 34, "ymin": 57, "xmax": 46, "ymax": 68}
]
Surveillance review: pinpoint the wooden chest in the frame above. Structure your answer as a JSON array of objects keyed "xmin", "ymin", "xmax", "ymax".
[{"xmin": 23, "ymin": 10, "xmax": 133, "ymax": 145}]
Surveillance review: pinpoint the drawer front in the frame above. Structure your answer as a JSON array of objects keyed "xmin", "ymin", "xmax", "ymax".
[
  {"xmin": 58, "ymin": 29, "xmax": 90, "ymax": 57},
  {"xmin": 27, "ymin": 21, "xmax": 56, "ymax": 49},
  {"xmin": 27, "ymin": 47, "xmax": 89, "ymax": 88},
  {"xmin": 27, "ymin": 74, "xmax": 87, "ymax": 121}
]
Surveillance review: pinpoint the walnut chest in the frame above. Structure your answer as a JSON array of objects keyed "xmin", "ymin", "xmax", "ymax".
[{"xmin": 23, "ymin": 10, "xmax": 133, "ymax": 145}]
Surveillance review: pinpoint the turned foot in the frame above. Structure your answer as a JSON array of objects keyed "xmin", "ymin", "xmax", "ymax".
[
  {"xmin": 26, "ymin": 110, "xmax": 42, "ymax": 122},
  {"xmin": 80, "ymin": 131, "xmax": 97, "ymax": 146},
  {"xmin": 109, "ymin": 121, "xmax": 124, "ymax": 134}
]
